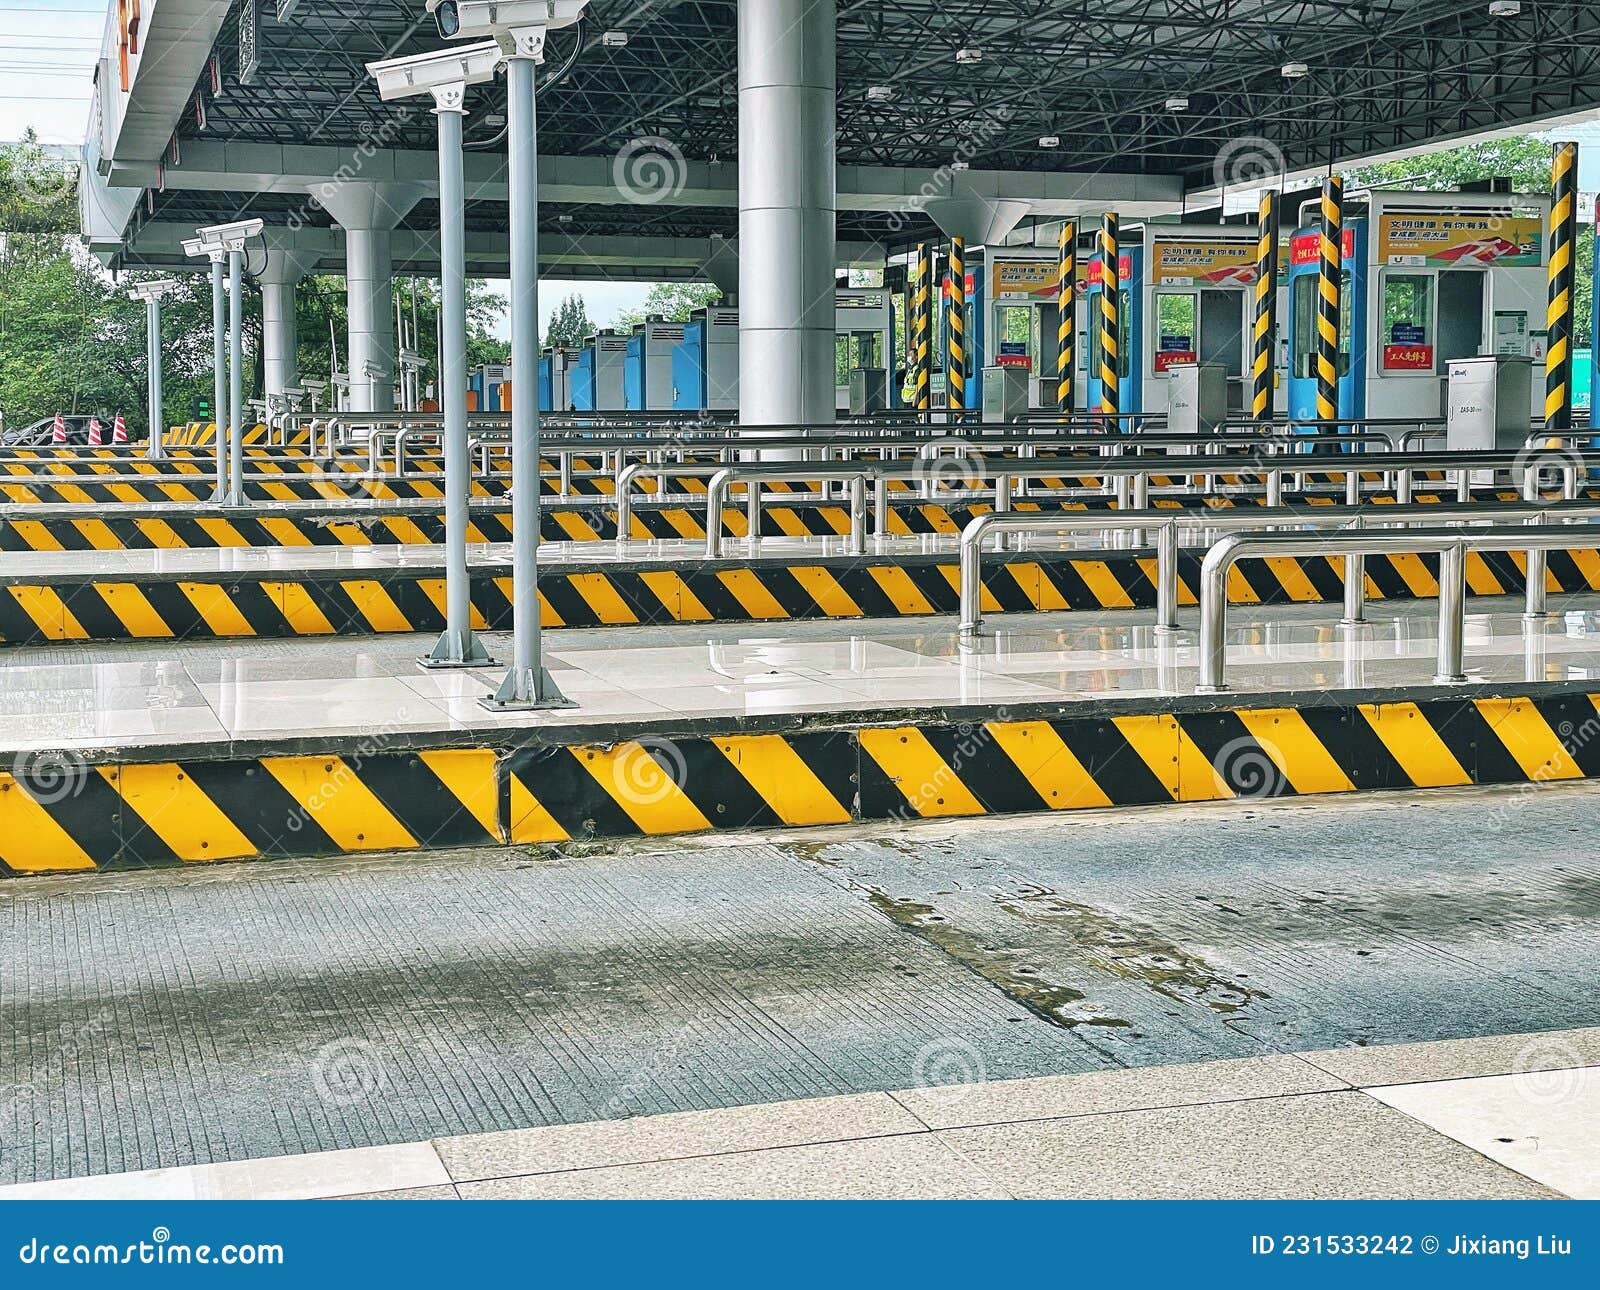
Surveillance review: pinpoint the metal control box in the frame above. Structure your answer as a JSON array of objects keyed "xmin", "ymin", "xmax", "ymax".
[
  {"xmin": 849, "ymin": 368, "xmax": 889, "ymax": 415},
  {"xmin": 1446, "ymin": 355, "xmax": 1533, "ymax": 451},
  {"xmin": 981, "ymin": 366, "xmax": 1030, "ymax": 423},
  {"xmin": 1166, "ymin": 362, "xmax": 1226, "ymax": 440}
]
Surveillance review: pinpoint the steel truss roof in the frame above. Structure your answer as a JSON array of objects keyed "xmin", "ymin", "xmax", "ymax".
[{"xmin": 133, "ymin": 0, "xmax": 1600, "ymax": 254}]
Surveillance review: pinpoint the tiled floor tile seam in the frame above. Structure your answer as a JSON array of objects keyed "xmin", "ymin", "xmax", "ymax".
[
  {"xmin": 431, "ymin": 1125, "xmax": 940, "ymax": 1184},
  {"xmin": 1348, "ymin": 1088, "xmax": 1574, "ymax": 1200},
  {"xmin": 1292, "ymin": 1051, "xmax": 1600, "ymax": 1091},
  {"xmin": 884, "ymin": 1077, "xmax": 1360, "ymax": 1136}
]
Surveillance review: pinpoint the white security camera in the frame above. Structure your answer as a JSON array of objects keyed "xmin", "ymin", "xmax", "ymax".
[
  {"xmin": 367, "ymin": 40, "xmax": 504, "ymax": 102},
  {"xmin": 181, "ymin": 235, "xmax": 224, "ymax": 261},
  {"xmin": 128, "ymin": 278, "xmax": 182, "ymax": 301},
  {"xmin": 427, "ymin": 0, "xmax": 588, "ymax": 55},
  {"xmin": 195, "ymin": 218, "xmax": 265, "ymax": 252}
]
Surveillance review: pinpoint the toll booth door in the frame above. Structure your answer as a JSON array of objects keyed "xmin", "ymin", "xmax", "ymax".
[
  {"xmin": 673, "ymin": 335, "xmax": 705, "ymax": 411},
  {"xmin": 1437, "ymin": 271, "xmax": 1485, "ymax": 369},
  {"xmin": 1199, "ymin": 289, "xmax": 1245, "ymax": 413}
]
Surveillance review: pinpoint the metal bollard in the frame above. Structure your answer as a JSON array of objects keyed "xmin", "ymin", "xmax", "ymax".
[
  {"xmin": 874, "ymin": 475, "xmax": 889, "ymax": 536},
  {"xmin": 1434, "ymin": 542, "xmax": 1467, "ymax": 683},
  {"xmin": 1155, "ymin": 520, "xmax": 1179, "ymax": 633},
  {"xmin": 746, "ymin": 477, "xmax": 761, "ymax": 549},
  {"xmin": 1341, "ymin": 471, "xmax": 1365, "ymax": 625},
  {"xmin": 847, "ymin": 475, "xmax": 867, "ymax": 556},
  {"xmin": 1523, "ymin": 466, "xmax": 1552, "ymax": 619}
]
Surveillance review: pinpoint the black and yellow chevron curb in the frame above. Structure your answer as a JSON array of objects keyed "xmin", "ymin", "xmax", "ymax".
[
  {"xmin": 6, "ymin": 688, "xmax": 1598, "ymax": 872},
  {"xmin": 1, "ymin": 544, "xmax": 1595, "ymax": 644},
  {"xmin": 0, "ymin": 484, "xmax": 1574, "ymax": 551}
]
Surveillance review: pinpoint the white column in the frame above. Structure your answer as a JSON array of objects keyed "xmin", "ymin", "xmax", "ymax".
[
  {"xmin": 258, "ymin": 242, "xmax": 318, "ymax": 402},
  {"xmin": 311, "ymin": 182, "xmax": 423, "ymax": 413},
  {"xmin": 738, "ymin": 0, "xmax": 836, "ymax": 432}
]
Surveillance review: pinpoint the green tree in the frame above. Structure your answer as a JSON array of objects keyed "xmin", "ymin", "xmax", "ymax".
[
  {"xmin": 615, "ymin": 281, "xmax": 722, "ymax": 329},
  {"xmin": 1344, "ymin": 136, "xmax": 1554, "ymax": 193},
  {"xmin": 543, "ymin": 292, "xmax": 594, "ymax": 347},
  {"xmin": 1344, "ymin": 135, "xmax": 1594, "ymax": 346}
]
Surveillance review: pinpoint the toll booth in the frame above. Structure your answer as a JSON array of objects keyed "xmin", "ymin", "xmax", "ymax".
[
  {"xmin": 539, "ymin": 346, "xmax": 578, "ymax": 412},
  {"xmin": 1286, "ymin": 190, "xmax": 1551, "ymax": 433},
  {"xmin": 835, "ymin": 288, "xmax": 894, "ymax": 411},
  {"xmin": 672, "ymin": 306, "xmax": 740, "ymax": 411},
  {"xmin": 469, "ymin": 363, "xmax": 510, "ymax": 413},
  {"xmin": 571, "ymin": 329, "xmax": 628, "ymax": 412},
  {"xmin": 968, "ymin": 244, "xmax": 1092, "ymax": 413},
  {"xmin": 624, "ymin": 316, "xmax": 684, "ymax": 411},
  {"xmin": 1087, "ymin": 225, "xmax": 1274, "ymax": 420}
]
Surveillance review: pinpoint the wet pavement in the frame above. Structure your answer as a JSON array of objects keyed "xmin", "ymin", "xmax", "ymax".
[{"xmin": 2, "ymin": 780, "xmax": 1598, "ymax": 1184}]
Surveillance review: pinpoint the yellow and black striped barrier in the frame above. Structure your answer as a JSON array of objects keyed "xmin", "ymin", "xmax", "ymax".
[
  {"xmin": 946, "ymin": 236, "xmax": 967, "ymax": 411},
  {"xmin": 1098, "ymin": 213, "xmax": 1119, "ymax": 416},
  {"xmin": 0, "ymin": 482, "xmax": 1561, "ymax": 552},
  {"xmin": 913, "ymin": 242, "xmax": 932, "ymax": 411},
  {"xmin": 1545, "ymin": 141, "xmax": 1579, "ymax": 431},
  {"xmin": 1057, "ymin": 220, "xmax": 1075, "ymax": 413},
  {"xmin": 0, "ymin": 542, "xmax": 1595, "ymax": 644},
  {"xmin": 1252, "ymin": 191, "xmax": 1278, "ymax": 421},
  {"xmin": 4, "ymin": 686, "xmax": 1598, "ymax": 871},
  {"xmin": 1315, "ymin": 176, "xmax": 1343, "ymax": 422}
]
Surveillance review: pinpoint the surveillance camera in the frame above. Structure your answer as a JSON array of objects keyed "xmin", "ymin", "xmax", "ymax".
[
  {"xmin": 181, "ymin": 235, "xmax": 221, "ymax": 260},
  {"xmin": 128, "ymin": 277, "xmax": 182, "ymax": 301},
  {"xmin": 195, "ymin": 218, "xmax": 265, "ymax": 252},
  {"xmin": 427, "ymin": 1, "xmax": 589, "ymax": 49},
  {"xmin": 366, "ymin": 40, "xmax": 503, "ymax": 101}
]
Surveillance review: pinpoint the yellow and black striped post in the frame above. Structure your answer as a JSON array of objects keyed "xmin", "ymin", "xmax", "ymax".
[
  {"xmin": 1056, "ymin": 221, "xmax": 1076, "ymax": 413},
  {"xmin": 1098, "ymin": 213, "xmax": 1119, "ymax": 417},
  {"xmin": 1545, "ymin": 141, "xmax": 1579, "ymax": 431},
  {"xmin": 1251, "ymin": 191, "xmax": 1279, "ymax": 422},
  {"xmin": 945, "ymin": 237, "xmax": 967, "ymax": 412},
  {"xmin": 1314, "ymin": 176, "xmax": 1343, "ymax": 426},
  {"xmin": 912, "ymin": 242, "xmax": 932, "ymax": 412}
]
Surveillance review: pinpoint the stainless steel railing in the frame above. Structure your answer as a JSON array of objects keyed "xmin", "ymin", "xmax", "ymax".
[
  {"xmin": 954, "ymin": 498, "xmax": 1600, "ymax": 643},
  {"xmin": 1195, "ymin": 516, "xmax": 1600, "ymax": 692}
]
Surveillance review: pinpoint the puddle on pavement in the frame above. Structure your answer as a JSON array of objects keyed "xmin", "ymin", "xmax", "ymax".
[{"xmin": 785, "ymin": 838, "xmax": 1268, "ymax": 1030}]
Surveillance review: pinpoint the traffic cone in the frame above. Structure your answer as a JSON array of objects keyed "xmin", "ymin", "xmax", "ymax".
[
  {"xmin": 87, "ymin": 417, "xmax": 103, "ymax": 447},
  {"xmin": 51, "ymin": 413, "xmax": 66, "ymax": 444},
  {"xmin": 112, "ymin": 413, "xmax": 128, "ymax": 444}
]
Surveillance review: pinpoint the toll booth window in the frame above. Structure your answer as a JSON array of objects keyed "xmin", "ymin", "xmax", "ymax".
[
  {"xmin": 1154, "ymin": 292, "xmax": 1197, "ymax": 374},
  {"xmin": 1380, "ymin": 273, "xmax": 1434, "ymax": 372},
  {"xmin": 1292, "ymin": 271, "xmax": 1355, "ymax": 378},
  {"xmin": 1086, "ymin": 290, "xmax": 1133, "ymax": 379}
]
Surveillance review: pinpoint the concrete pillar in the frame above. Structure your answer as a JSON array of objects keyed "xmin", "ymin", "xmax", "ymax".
[
  {"xmin": 737, "ymin": 0, "xmax": 835, "ymax": 430},
  {"xmin": 257, "ymin": 240, "xmax": 318, "ymax": 402},
  {"xmin": 311, "ymin": 182, "xmax": 423, "ymax": 412}
]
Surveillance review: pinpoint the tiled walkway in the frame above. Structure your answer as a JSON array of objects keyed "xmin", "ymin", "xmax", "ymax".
[
  {"xmin": 5, "ymin": 598, "xmax": 1600, "ymax": 749},
  {"xmin": 2, "ymin": 1031, "xmax": 1592, "ymax": 1200}
]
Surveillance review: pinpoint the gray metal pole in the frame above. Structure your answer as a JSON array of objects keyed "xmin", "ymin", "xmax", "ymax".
[
  {"xmin": 486, "ymin": 54, "xmax": 568, "ymax": 709},
  {"xmin": 210, "ymin": 255, "xmax": 228, "ymax": 500},
  {"xmin": 424, "ymin": 97, "xmax": 492, "ymax": 669},
  {"xmin": 227, "ymin": 248, "xmax": 245, "ymax": 504},
  {"xmin": 146, "ymin": 296, "xmax": 166, "ymax": 461}
]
